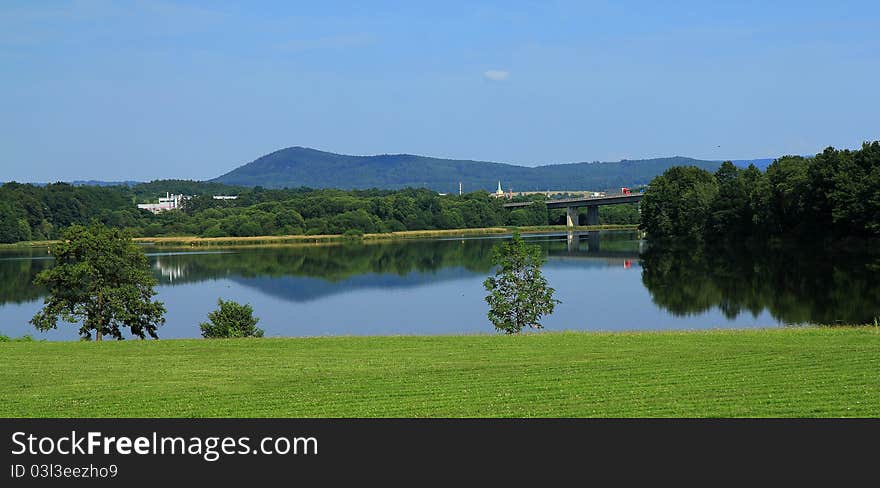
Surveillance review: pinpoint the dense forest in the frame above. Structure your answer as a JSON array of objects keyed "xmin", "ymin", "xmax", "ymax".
[
  {"xmin": 0, "ymin": 182, "xmax": 136, "ymax": 243},
  {"xmin": 639, "ymin": 142, "xmax": 880, "ymax": 242},
  {"xmin": 213, "ymin": 146, "xmax": 722, "ymax": 193},
  {"xmin": 0, "ymin": 181, "xmax": 640, "ymax": 244}
]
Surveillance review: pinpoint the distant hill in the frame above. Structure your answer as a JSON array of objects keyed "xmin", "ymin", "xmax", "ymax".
[
  {"xmin": 212, "ymin": 146, "xmax": 724, "ymax": 192},
  {"xmin": 70, "ymin": 180, "xmax": 142, "ymax": 187},
  {"xmin": 20, "ymin": 180, "xmax": 142, "ymax": 188},
  {"xmin": 728, "ymin": 158, "xmax": 775, "ymax": 170}
]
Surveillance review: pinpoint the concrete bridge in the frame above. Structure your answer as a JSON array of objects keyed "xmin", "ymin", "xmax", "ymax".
[{"xmin": 503, "ymin": 193, "xmax": 644, "ymax": 227}]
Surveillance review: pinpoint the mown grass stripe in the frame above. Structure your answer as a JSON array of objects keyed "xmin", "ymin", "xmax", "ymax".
[{"xmin": 1, "ymin": 328, "xmax": 878, "ymax": 417}]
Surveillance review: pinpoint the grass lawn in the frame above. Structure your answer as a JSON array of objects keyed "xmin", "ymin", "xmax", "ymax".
[{"xmin": 2, "ymin": 327, "xmax": 878, "ymax": 417}]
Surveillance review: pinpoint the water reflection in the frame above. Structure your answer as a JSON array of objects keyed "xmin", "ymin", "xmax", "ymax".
[
  {"xmin": 0, "ymin": 251, "xmax": 53, "ymax": 305},
  {"xmin": 640, "ymin": 242, "xmax": 880, "ymax": 324},
  {"xmin": 562, "ymin": 231, "xmax": 646, "ymax": 256},
  {"xmin": 147, "ymin": 233, "xmax": 640, "ymax": 303},
  {"xmin": 1, "ymin": 231, "xmax": 877, "ymax": 340},
  {"xmin": 0, "ymin": 233, "xmax": 640, "ymax": 307}
]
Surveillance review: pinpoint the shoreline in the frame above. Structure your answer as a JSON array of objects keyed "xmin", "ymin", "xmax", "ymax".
[
  {"xmin": 0, "ymin": 224, "xmax": 639, "ymax": 249},
  {"xmin": 2, "ymin": 324, "xmax": 871, "ymax": 343}
]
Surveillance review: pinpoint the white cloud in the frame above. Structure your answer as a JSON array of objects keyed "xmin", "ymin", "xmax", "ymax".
[{"xmin": 483, "ymin": 70, "xmax": 509, "ymax": 81}]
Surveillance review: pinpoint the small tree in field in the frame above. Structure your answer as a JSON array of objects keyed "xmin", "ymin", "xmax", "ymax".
[
  {"xmin": 30, "ymin": 223, "xmax": 166, "ymax": 340},
  {"xmin": 483, "ymin": 231, "xmax": 560, "ymax": 334},
  {"xmin": 200, "ymin": 299, "xmax": 264, "ymax": 338}
]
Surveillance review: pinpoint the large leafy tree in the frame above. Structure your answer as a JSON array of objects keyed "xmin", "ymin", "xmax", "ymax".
[
  {"xmin": 764, "ymin": 155, "xmax": 810, "ymax": 235},
  {"xmin": 30, "ymin": 223, "xmax": 166, "ymax": 340},
  {"xmin": 483, "ymin": 231, "xmax": 560, "ymax": 334},
  {"xmin": 639, "ymin": 166, "xmax": 719, "ymax": 240},
  {"xmin": 829, "ymin": 142, "xmax": 880, "ymax": 237},
  {"xmin": 707, "ymin": 161, "xmax": 747, "ymax": 236},
  {"xmin": 0, "ymin": 202, "xmax": 31, "ymax": 244}
]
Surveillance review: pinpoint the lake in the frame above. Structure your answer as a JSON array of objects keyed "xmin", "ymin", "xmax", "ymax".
[{"xmin": 1, "ymin": 231, "xmax": 878, "ymax": 340}]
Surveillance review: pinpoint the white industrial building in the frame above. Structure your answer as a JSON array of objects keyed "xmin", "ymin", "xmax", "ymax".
[{"xmin": 137, "ymin": 193, "xmax": 187, "ymax": 214}]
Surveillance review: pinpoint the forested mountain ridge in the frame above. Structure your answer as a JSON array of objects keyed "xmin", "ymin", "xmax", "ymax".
[{"xmin": 212, "ymin": 146, "xmax": 724, "ymax": 192}]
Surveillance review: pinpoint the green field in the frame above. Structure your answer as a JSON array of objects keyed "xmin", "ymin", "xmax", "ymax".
[{"xmin": 2, "ymin": 328, "xmax": 879, "ymax": 417}]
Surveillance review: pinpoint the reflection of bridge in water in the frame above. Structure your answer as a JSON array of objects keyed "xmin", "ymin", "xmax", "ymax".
[
  {"xmin": 545, "ymin": 231, "xmax": 644, "ymax": 268},
  {"xmin": 550, "ymin": 231, "xmax": 644, "ymax": 255}
]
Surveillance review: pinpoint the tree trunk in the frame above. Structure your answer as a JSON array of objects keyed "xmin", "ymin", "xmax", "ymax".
[{"xmin": 94, "ymin": 296, "xmax": 103, "ymax": 342}]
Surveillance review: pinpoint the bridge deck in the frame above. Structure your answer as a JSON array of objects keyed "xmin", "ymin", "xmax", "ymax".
[{"xmin": 503, "ymin": 193, "xmax": 643, "ymax": 209}]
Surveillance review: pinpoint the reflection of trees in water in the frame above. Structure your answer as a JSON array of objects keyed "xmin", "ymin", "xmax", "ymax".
[
  {"xmin": 640, "ymin": 242, "xmax": 880, "ymax": 324},
  {"xmin": 150, "ymin": 239, "xmax": 499, "ymax": 285},
  {"xmin": 0, "ymin": 251, "xmax": 52, "ymax": 304},
  {"xmin": 7, "ymin": 234, "xmax": 877, "ymax": 325},
  {"xmin": 151, "ymin": 233, "xmax": 643, "ymax": 286},
  {"xmin": 0, "ymin": 232, "xmax": 643, "ymax": 305}
]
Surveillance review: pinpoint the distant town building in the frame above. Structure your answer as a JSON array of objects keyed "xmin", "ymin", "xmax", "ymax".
[
  {"xmin": 212, "ymin": 195, "xmax": 238, "ymax": 200},
  {"xmin": 137, "ymin": 193, "xmax": 187, "ymax": 214},
  {"xmin": 494, "ymin": 181, "xmax": 505, "ymax": 197}
]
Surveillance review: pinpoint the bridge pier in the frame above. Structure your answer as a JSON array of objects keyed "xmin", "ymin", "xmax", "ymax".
[
  {"xmin": 588, "ymin": 230, "xmax": 600, "ymax": 252},
  {"xmin": 565, "ymin": 207, "xmax": 578, "ymax": 227},
  {"xmin": 566, "ymin": 231, "xmax": 580, "ymax": 252},
  {"xmin": 586, "ymin": 206, "xmax": 599, "ymax": 226}
]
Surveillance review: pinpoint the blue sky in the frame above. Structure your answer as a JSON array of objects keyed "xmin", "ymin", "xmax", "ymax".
[{"xmin": 1, "ymin": 0, "xmax": 878, "ymax": 182}]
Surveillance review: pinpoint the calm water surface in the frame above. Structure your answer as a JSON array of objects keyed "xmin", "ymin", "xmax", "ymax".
[{"xmin": 1, "ymin": 231, "xmax": 877, "ymax": 340}]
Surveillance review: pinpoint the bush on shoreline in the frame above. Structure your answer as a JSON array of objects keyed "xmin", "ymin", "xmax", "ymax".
[{"xmin": 200, "ymin": 299, "xmax": 264, "ymax": 339}]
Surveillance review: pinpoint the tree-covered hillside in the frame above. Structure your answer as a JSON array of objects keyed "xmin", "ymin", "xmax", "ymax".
[{"xmin": 212, "ymin": 146, "xmax": 722, "ymax": 192}]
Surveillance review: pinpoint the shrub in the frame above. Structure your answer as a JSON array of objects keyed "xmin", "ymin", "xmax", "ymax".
[
  {"xmin": 199, "ymin": 299, "xmax": 264, "ymax": 338},
  {"xmin": 0, "ymin": 333, "xmax": 37, "ymax": 342},
  {"xmin": 201, "ymin": 225, "xmax": 225, "ymax": 238}
]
